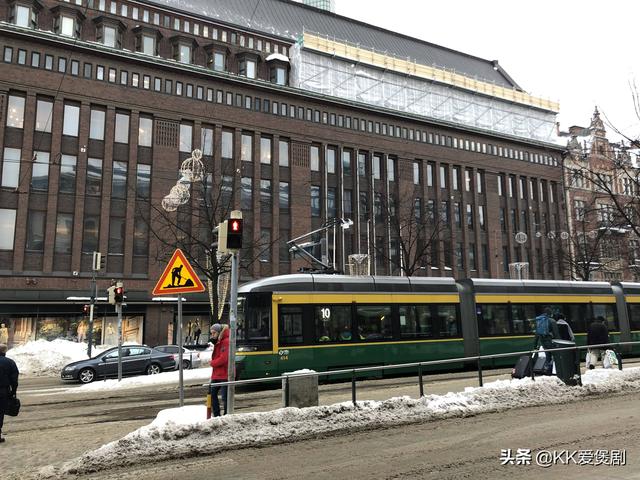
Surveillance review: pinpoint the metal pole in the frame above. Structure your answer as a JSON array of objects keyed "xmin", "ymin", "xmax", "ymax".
[
  {"xmin": 117, "ymin": 303, "xmax": 123, "ymax": 381},
  {"xmin": 351, "ymin": 370, "xmax": 357, "ymax": 405},
  {"xmin": 87, "ymin": 273, "xmax": 96, "ymax": 358},
  {"xmin": 226, "ymin": 251, "xmax": 239, "ymax": 414},
  {"xmin": 418, "ymin": 364, "xmax": 424, "ymax": 397},
  {"xmin": 477, "ymin": 356, "xmax": 483, "ymax": 387},
  {"xmin": 178, "ymin": 295, "xmax": 184, "ymax": 407}
]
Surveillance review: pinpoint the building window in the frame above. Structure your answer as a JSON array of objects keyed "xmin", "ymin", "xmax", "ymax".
[
  {"xmin": 387, "ymin": 157, "xmax": 396, "ymax": 182},
  {"xmin": 108, "ymin": 217, "xmax": 125, "ymax": 254},
  {"xmin": 452, "ymin": 166, "xmax": 460, "ymax": 190},
  {"xmin": 136, "ymin": 164, "xmax": 151, "ymax": 199},
  {"xmin": 279, "ymin": 140, "xmax": 289, "ymax": 167},
  {"xmin": 466, "ymin": 204, "xmax": 474, "ymax": 230},
  {"xmin": 478, "ymin": 205, "xmax": 486, "ymax": 230},
  {"xmin": 95, "ymin": 21, "xmax": 123, "ymax": 48},
  {"xmin": 11, "ymin": 3, "xmax": 38, "ymax": 28},
  {"xmin": 270, "ymin": 65, "xmax": 287, "ymax": 85},
  {"xmin": 0, "ymin": 209, "xmax": 16, "ymax": 250},
  {"xmin": 279, "ymin": 181, "xmax": 289, "ymax": 210},
  {"xmin": 173, "ymin": 40, "xmax": 193, "ymax": 64},
  {"xmin": 211, "ymin": 51, "xmax": 226, "ymax": 71},
  {"xmin": 200, "ymin": 126, "xmax": 213, "ymax": 156},
  {"xmin": 138, "ymin": 117, "xmax": 153, "ymax": 147},
  {"xmin": 311, "ymin": 185, "xmax": 321, "ymax": 217},
  {"xmin": 241, "ymin": 177, "xmax": 252, "ymax": 209},
  {"xmin": 31, "ymin": 51, "xmax": 40, "ymax": 67},
  {"xmin": 260, "ymin": 179, "xmax": 271, "ymax": 213},
  {"xmin": 239, "ymin": 56, "xmax": 257, "ymax": 79},
  {"xmin": 439, "ymin": 165, "xmax": 448, "ymax": 189},
  {"xmin": 59, "ymin": 15, "xmax": 77, "ymax": 37},
  {"xmin": 59, "ymin": 154, "xmax": 77, "ymax": 194},
  {"xmin": 179, "ymin": 123, "xmax": 192, "ymax": 152},
  {"xmin": 413, "ymin": 161, "xmax": 421, "ymax": 185},
  {"xmin": 31, "ymin": 151, "xmax": 49, "ymax": 191},
  {"xmin": 241, "ymin": 134, "xmax": 252, "ymax": 162},
  {"xmin": 26, "ymin": 210, "xmax": 46, "ymax": 251},
  {"xmin": 372, "ymin": 154, "xmax": 381, "ymax": 179},
  {"xmin": 135, "ymin": 28, "xmax": 159, "ymax": 56},
  {"xmin": 62, "ymin": 104, "xmax": 80, "ymax": 137},
  {"xmin": 6, "ymin": 95, "xmax": 25, "ymax": 128},
  {"xmin": 82, "ymin": 215, "xmax": 100, "ymax": 253},
  {"xmin": 114, "ymin": 112, "xmax": 130, "ymax": 143},
  {"xmin": 54, "ymin": 213, "xmax": 73, "ymax": 253},
  {"xmin": 477, "ymin": 171, "xmax": 484, "ymax": 193},
  {"xmin": 35, "ymin": 99, "xmax": 53, "ymax": 133},
  {"xmin": 260, "ymin": 137, "xmax": 272, "ymax": 164},
  {"xmin": 86, "ymin": 158, "xmax": 102, "ymax": 195},
  {"xmin": 1, "ymin": 147, "xmax": 21, "ymax": 188},
  {"xmin": 426, "ymin": 162, "xmax": 434, "ymax": 187},
  {"xmin": 310, "ymin": 145, "xmax": 320, "ymax": 172},
  {"xmin": 89, "ymin": 108, "xmax": 105, "ymax": 140},
  {"xmin": 111, "ymin": 161, "xmax": 127, "ymax": 199},
  {"xmin": 342, "ymin": 150, "xmax": 352, "ymax": 176},
  {"xmin": 221, "ymin": 130, "xmax": 233, "ymax": 159}
]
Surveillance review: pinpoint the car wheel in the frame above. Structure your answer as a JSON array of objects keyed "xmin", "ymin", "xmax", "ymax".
[
  {"xmin": 146, "ymin": 363, "xmax": 162, "ymax": 375},
  {"xmin": 78, "ymin": 368, "xmax": 96, "ymax": 384},
  {"xmin": 182, "ymin": 360, "xmax": 191, "ymax": 370}
]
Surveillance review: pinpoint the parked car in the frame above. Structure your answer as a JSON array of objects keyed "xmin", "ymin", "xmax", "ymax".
[
  {"xmin": 61, "ymin": 345, "xmax": 176, "ymax": 384},
  {"xmin": 154, "ymin": 345, "xmax": 202, "ymax": 369}
]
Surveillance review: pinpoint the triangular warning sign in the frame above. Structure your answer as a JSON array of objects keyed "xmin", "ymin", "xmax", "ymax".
[{"xmin": 152, "ymin": 249, "xmax": 205, "ymax": 296}]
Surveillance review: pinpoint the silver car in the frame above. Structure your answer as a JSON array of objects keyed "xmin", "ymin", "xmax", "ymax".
[{"xmin": 154, "ymin": 345, "xmax": 202, "ymax": 369}]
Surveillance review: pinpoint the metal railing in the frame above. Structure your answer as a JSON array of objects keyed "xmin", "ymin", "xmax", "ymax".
[{"xmin": 204, "ymin": 341, "xmax": 640, "ymax": 410}]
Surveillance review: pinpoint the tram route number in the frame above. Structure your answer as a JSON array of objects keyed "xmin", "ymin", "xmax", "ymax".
[
  {"xmin": 321, "ymin": 307, "xmax": 331, "ymax": 320},
  {"xmin": 279, "ymin": 349, "xmax": 290, "ymax": 361}
]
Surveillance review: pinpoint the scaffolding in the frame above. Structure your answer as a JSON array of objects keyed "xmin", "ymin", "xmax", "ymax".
[{"xmin": 291, "ymin": 33, "xmax": 559, "ymax": 143}]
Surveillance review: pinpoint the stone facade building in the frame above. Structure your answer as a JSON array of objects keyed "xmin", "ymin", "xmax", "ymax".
[{"xmin": 0, "ymin": 0, "xmax": 565, "ymax": 347}]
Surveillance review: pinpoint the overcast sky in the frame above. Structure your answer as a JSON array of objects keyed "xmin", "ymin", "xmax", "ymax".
[{"xmin": 335, "ymin": 0, "xmax": 639, "ymax": 143}]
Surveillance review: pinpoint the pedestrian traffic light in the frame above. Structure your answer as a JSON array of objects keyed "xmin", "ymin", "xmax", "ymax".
[
  {"xmin": 92, "ymin": 251, "xmax": 105, "ymax": 271},
  {"xmin": 227, "ymin": 218, "xmax": 243, "ymax": 250},
  {"xmin": 107, "ymin": 285, "xmax": 116, "ymax": 305},
  {"xmin": 114, "ymin": 281, "xmax": 124, "ymax": 304},
  {"xmin": 83, "ymin": 304, "xmax": 90, "ymax": 315}
]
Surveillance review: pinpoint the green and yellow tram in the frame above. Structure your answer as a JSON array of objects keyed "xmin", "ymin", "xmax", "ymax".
[{"xmin": 234, "ymin": 274, "xmax": 639, "ymax": 379}]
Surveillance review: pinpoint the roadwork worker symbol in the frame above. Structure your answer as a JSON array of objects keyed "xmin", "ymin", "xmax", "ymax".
[{"xmin": 152, "ymin": 249, "xmax": 204, "ymax": 295}]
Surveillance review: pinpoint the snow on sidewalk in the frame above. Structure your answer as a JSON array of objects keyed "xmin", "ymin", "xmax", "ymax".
[
  {"xmin": 8, "ymin": 339, "xmax": 110, "ymax": 377},
  {"xmin": 39, "ymin": 367, "xmax": 640, "ymax": 478}
]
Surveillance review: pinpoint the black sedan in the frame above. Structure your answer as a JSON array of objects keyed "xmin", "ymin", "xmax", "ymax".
[{"xmin": 61, "ymin": 345, "xmax": 177, "ymax": 384}]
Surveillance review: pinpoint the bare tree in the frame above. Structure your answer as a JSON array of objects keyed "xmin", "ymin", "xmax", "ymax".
[
  {"xmin": 142, "ymin": 159, "xmax": 274, "ymax": 320},
  {"xmin": 372, "ymin": 189, "xmax": 450, "ymax": 276},
  {"xmin": 559, "ymin": 194, "xmax": 627, "ymax": 280}
]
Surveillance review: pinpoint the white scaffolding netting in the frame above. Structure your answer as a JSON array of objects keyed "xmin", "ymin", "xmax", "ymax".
[{"xmin": 291, "ymin": 46, "xmax": 557, "ymax": 143}]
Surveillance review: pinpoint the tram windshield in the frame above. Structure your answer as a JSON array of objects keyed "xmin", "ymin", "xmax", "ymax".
[{"xmin": 236, "ymin": 293, "xmax": 272, "ymax": 351}]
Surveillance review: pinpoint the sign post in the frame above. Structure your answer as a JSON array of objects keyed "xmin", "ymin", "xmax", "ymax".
[{"xmin": 152, "ymin": 249, "xmax": 205, "ymax": 407}]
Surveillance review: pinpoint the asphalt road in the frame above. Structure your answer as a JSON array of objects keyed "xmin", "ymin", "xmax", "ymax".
[{"xmin": 4, "ymin": 364, "xmax": 640, "ymax": 479}]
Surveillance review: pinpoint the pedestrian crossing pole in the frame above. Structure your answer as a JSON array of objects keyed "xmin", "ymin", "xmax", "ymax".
[{"xmin": 225, "ymin": 210, "xmax": 242, "ymax": 415}]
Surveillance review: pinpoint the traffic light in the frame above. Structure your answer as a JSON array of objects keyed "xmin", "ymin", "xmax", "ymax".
[
  {"xmin": 227, "ymin": 218, "xmax": 243, "ymax": 250},
  {"xmin": 83, "ymin": 304, "xmax": 90, "ymax": 315},
  {"xmin": 107, "ymin": 286, "xmax": 116, "ymax": 305},
  {"xmin": 216, "ymin": 220, "xmax": 229, "ymax": 254},
  {"xmin": 114, "ymin": 281, "xmax": 124, "ymax": 304},
  {"xmin": 92, "ymin": 251, "xmax": 106, "ymax": 271}
]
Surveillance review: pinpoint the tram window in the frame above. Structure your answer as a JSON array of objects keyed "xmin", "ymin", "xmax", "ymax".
[
  {"xmin": 628, "ymin": 305, "xmax": 640, "ymax": 330},
  {"xmin": 592, "ymin": 304, "xmax": 618, "ymax": 331},
  {"xmin": 356, "ymin": 305, "xmax": 392, "ymax": 340},
  {"xmin": 511, "ymin": 304, "xmax": 536, "ymax": 334},
  {"xmin": 315, "ymin": 305, "xmax": 352, "ymax": 342},
  {"xmin": 279, "ymin": 305, "xmax": 304, "ymax": 345},
  {"xmin": 559, "ymin": 304, "xmax": 589, "ymax": 333},
  {"xmin": 399, "ymin": 305, "xmax": 433, "ymax": 339},
  {"xmin": 247, "ymin": 306, "xmax": 271, "ymax": 340},
  {"xmin": 437, "ymin": 305, "xmax": 460, "ymax": 337},
  {"xmin": 478, "ymin": 304, "xmax": 510, "ymax": 336}
]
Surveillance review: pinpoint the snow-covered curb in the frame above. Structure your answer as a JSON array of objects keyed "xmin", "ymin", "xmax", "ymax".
[
  {"xmin": 65, "ymin": 366, "xmax": 211, "ymax": 392},
  {"xmin": 38, "ymin": 367, "xmax": 640, "ymax": 477},
  {"xmin": 8, "ymin": 340, "xmax": 110, "ymax": 377}
]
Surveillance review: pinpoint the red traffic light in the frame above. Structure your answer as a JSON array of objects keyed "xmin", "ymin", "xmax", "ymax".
[{"xmin": 227, "ymin": 218, "xmax": 243, "ymax": 249}]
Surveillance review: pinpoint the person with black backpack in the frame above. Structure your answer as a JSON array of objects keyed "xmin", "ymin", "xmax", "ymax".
[{"xmin": 0, "ymin": 343, "xmax": 19, "ymax": 444}]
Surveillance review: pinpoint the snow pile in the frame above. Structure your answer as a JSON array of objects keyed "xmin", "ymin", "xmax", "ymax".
[
  {"xmin": 40, "ymin": 367, "xmax": 640, "ymax": 477},
  {"xmin": 71, "ymin": 366, "xmax": 212, "ymax": 392},
  {"xmin": 7, "ymin": 340, "xmax": 108, "ymax": 377}
]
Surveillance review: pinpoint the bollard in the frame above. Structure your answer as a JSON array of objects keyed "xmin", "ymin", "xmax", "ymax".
[
  {"xmin": 206, "ymin": 384, "xmax": 212, "ymax": 419},
  {"xmin": 418, "ymin": 364, "xmax": 424, "ymax": 398},
  {"xmin": 351, "ymin": 370, "xmax": 357, "ymax": 406}
]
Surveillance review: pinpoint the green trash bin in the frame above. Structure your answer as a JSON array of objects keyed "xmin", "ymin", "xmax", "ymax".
[{"xmin": 551, "ymin": 339, "xmax": 580, "ymax": 386}]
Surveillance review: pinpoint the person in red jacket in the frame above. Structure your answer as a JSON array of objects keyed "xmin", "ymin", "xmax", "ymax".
[{"xmin": 209, "ymin": 323, "xmax": 229, "ymax": 416}]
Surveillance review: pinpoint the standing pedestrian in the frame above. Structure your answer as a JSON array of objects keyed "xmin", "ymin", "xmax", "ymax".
[
  {"xmin": 0, "ymin": 343, "xmax": 19, "ymax": 443},
  {"xmin": 209, "ymin": 323, "xmax": 229, "ymax": 417},
  {"xmin": 533, "ymin": 307, "xmax": 559, "ymax": 368},
  {"xmin": 587, "ymin": 316, "xmax": 610, "ymax": 369}
]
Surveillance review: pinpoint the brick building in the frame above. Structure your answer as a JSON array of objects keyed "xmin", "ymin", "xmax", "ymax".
[
  {"xmin": 0, "ymin": 0, "xmax": 565, "ymax": 348},
  {"xmin": 561, "ymin": 108, "xmax": 639, "ymax": 281}
]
